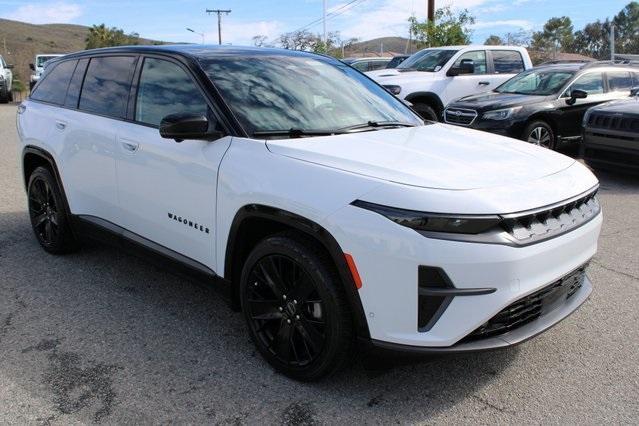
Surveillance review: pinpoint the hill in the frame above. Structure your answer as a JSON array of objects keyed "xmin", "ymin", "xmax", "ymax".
[
  {"xmin": 0, "ymin": 19, "xmax": 160, "ymax": 92},
  {"xmin": 342, "ymin": 36, "xmax": 417, "ymax": 57}
]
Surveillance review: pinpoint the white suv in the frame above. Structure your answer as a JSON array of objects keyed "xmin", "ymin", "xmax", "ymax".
[
  {"xmin": 0, "ymin": 54, "xmax": 14, "ymax": 103},
  {"xmin": 17, "ymin": 46, "xmax": 601, "ymax": 381},
  {"xmin": 367, "ymin": 45, "xmax": 533, "ymax": 120}
]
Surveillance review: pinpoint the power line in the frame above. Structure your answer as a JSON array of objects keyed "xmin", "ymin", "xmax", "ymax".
[{"xmin": 293, "ymin": 0, "xmax": 368, "ymax": 34}]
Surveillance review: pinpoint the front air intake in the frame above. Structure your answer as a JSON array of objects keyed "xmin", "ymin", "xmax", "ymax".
[{"xmin": 418, "ymin": 266, "xmax": 455, "ymax": 331}]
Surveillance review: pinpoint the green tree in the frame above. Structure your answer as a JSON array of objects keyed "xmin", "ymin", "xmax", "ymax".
[
  {"xmin": 613, "ymin": 2, "xmax": 639, "ymax": 54},
  {"xmin": 531, "ymin": 16, "xmax": 575, "ymax": 59},
  {"xmin": 484, "ymin": 35, "xmax": 503, "ymax": 45},
  {"xmin": 573, "ymin": 20, "xmax": 610, "ymax": 59},
  {"xmin": 85, "ymin": 24, "xmax": 140, "ymax": 49},
  {"xmin": 409, "ymin": 6, "xmax": 475, "ymax": 48}
]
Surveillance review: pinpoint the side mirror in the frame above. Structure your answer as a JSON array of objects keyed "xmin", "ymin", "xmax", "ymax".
[
  {"xmin": 631, "ymin": 86, "xmax": 639, "ymax": 97},
  {"xmin": 566, "ymin": 89, "xmax": 588, "ymax": 105},
  {"xmin": 159, "ymin": 113, "xmax": 223, "ymax": 142},
  {"xmin": 29, "ymin": 63, "xmax": 35, "ymax": 71},
  {"xmin": 6, "ymin": 64, "xmax": 14, "ymax": 69},
  {"xmin": 447, "ymin": 59, "xmax": 475, "ymax": 77}
]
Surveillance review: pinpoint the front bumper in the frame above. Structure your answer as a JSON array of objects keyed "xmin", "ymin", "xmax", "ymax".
[
  {"xmin": 368, "ymin": 274, "xmax": 591, "ymax": 355},
  {"xmin": 327, "ymin": 198, "xmax": 602, "ymax": 348}
]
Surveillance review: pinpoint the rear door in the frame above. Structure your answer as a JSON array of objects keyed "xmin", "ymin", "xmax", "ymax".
[
  {"xmin": 488, "ymin": 49, "xmax": 526, "ymax": 86},
  {"xmin": 115, "ymin": 55, "xmax": 231, "ymax": 271},
  {"xmin": 61, "ymin": 55, "xmax": 138, "ymax": 223}
]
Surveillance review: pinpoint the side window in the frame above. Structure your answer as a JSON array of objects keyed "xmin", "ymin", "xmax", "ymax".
[
  {"xmin": 570, "ymin": 73, "xmax": 604, "ymax": 95},
  {"xmin": 79, "ymin": 56, "xmax": 136, "ymax": 119},
  {"xmin": 351, "ymin": 62, "xmax": 368, "ymax": 72},
  {"xmin": 452, "ymin": 51, "xmax": 487, "ymax": 75},
  {"xmin": 492, "ymin": 50, "xmax": 525, "ymax": 74},
  {"xmin": 368, "ymin": 61, "xmax": 387, "ymax": 72},
  {"xmin": 607, "ymin": 71, "xmax": 633, "ymax": 92},
  {"xmin": 135, "ymin": 58, "xmax": 209, "ymax": 127},
  {"xmin": 30, "ymin": 60, "xmax": 77, "ymax": 105},
  {"xmin": 64, "ymin": 58, "xmax": 88, "ymax": 108}
]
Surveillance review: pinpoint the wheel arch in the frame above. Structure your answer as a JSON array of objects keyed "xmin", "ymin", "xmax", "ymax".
[
  {"xmin": 404, "ymin": 92, "xmax": 445, "ymax": 116},
  {"xmin": 224, "ymin": 204, "xmax": 370, "ymax": 339},
  {"xmin": 22, "ymin": 146, "xmax": 66, "ymax": 197}
]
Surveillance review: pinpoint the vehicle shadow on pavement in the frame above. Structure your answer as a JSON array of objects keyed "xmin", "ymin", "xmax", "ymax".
[{"xmin": 0, "ymin": 209, "xmax": 523, "ymax": 423}]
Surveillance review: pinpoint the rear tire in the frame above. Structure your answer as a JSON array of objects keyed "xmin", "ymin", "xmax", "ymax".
[
  {"xmin": 0, "ymin": 89, "xmax": 8, "ymax": 104},
  {"xmin": 413, "ymin": 103, "xmax": 439, "ymax": 122},
  {"xmin": 240, "ymin": 232, "xmax": 354, "ymax": 381},
  {"xmin": 523, "ymin": 120, "xmax": 556, "ymax": 150},
  {"xmin": 27, "ymin": 167, "xmax": 78, "ymax": 254}
]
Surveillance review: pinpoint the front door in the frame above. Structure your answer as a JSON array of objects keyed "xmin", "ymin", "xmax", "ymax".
[
  {"xmin": 556, "ymin": 72, "xmax": 612, "ymax": 137},
  {"xmin": 440, "ymin": 50, "xmax": 492, "ymax": 105},
  {"xmin": 115, "ymin": 56, "xmax": 231, "ymax": 271}
]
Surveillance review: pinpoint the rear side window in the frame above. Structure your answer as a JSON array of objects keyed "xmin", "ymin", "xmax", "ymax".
[
  {"xmin": 79, "ymin": 56, "xmax": 136, "ymax": 119},
  {"xmin": 492, "ymin": 50, "xmax": 525, "ymax": 74},
  {"xmin": 135, "ymin": 58, "xmax": 208, "ymax": 127},
  {"xmin": 368, "ymin": 61, "xmax": 387, "ymax": 71},
  {"xmin": 607, "ymin": 71, "xmax": 633, "ymax": 92},
  {"xmin": 31, "ymin": 60, "xmax": 77, "ymax": 105}
]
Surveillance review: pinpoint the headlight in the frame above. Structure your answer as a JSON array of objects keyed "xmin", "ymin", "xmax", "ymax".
[
  {"xmin": 482, "ymin": 106, "xmax": 522, "ymax": 121},
  {"xmin": 383, "ymin": 85, "xmax": 401, "ymax": 95},
  {"xmin": 352, "ymin": 200, "xmax": 501, "ymax": 234}
]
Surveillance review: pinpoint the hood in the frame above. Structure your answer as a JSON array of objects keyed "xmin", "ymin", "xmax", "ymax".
[
  {"xmin": 589, "ymin": 96, "xmax": 639, "ymax": 115},
  {"xmin": 266, "ymin": 124, "xmax": 575, "ymax": 190},
  {"xmin": 451, "ymin": 91, "xmax": 549, "ymax": 111},
  {"xmin": 366, "ymin": 68, "xmax": 438, "ymax": 83}
]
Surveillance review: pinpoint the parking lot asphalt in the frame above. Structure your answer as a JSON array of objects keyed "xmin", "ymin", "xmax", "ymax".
[{"xmin": 1, "ymin": 103, "xmax": 638, "ymax": 424}]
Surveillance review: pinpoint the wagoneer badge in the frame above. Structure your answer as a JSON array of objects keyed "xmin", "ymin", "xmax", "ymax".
[{"xmin": 168, "ymin": 212, "xmax": 210, "ymax": 234}]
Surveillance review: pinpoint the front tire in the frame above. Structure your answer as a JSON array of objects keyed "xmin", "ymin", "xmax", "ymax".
[
  {"xmin": 523, "ymin": 120, "xmax": 556, "ymax": 150},
  {"xmin": 413, "ymin": 103, "xmax": 439, "ymax": 122},
  {"xmin": 27, "ymin": 167, "xmax": 78, "ymax": 254},
  {"xmin": 240, "ymin": 232, "xmax": 354, "ymax": 381}
]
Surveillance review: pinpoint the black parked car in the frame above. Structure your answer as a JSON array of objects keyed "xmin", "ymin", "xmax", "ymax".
[
  {"xmin": 582, "ymin": 91, "xmax": 639, "ymax": 174},
  {"xmin": 385, "ymin": 55, "xmax": 410, "ymax": 69},
  {"xmin": 444, "ymin": 62, "xmax": 639, "ymax": 149}
]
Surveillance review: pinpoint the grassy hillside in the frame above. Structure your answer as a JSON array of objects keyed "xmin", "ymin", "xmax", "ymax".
[
  {"xmin": 0, "ymin": 19, "xmax": 160, "ymax": 93},
  {"xmin": 342, "ymin": 36, "xmax": 418, "ymax": 57}
]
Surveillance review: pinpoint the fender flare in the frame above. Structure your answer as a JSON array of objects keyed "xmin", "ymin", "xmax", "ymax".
[{"xmin": 224, "ymin": 204, "xmax": 371, "ymax": 339}]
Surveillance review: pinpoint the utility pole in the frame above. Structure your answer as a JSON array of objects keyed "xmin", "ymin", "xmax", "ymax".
[
  {"xmin": 206, "ymin": 9, "xmax": 231, "ymax": 45},
  {"xmin": 427, "ymin": 0, "xmax": 435, "ymax": 22},
  {"xmin": 323, "ymin": 0, "xmax": 327, "ymax": 44},
  {"xmin": 610, "ymin": 23, "xmax": 615, "ymax": 61}
]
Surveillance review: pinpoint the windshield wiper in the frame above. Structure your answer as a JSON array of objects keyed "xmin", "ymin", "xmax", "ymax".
[
  {"xmin": 339, "ymin": 121, "xmax": 418, "ymax": 133},
  {"xmin": 253, "ymin": 128, "xmax": 340, "ymax": 138}
]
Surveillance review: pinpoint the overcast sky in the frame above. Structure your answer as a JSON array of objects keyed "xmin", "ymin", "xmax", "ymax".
[{"xmin": 0, "ymin": 0, "xmax": 632, "ymax": 46}]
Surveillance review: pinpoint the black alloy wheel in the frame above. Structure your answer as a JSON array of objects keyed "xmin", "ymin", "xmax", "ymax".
[
  {"xmin": 240, "ymin": 233, "xmax": 353, "ymax": 381},
  {"xmin": 246, "ymin": 254, "xmax": 326, "ymax": 366},
  {"xmin": 27, "ymin": 167, "xmax": 77, "ymax": 253}
]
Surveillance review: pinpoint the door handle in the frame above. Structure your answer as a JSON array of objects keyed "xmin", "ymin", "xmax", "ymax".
[
  {"xmin": 121, "ymin": 141, "xmax": 140, "ymax": 152},
  {"xmin": 55, "ymin": 121, "xmax": 67, "ymax": 130},
  {"xmin": 478, "ymin": 81, "xmax": 490, "ymax": 86}
]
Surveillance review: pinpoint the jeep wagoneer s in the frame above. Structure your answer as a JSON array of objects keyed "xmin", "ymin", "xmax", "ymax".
[{"xmin": 17, "ymin": 45, "xmax": 602, "ymax": 381}]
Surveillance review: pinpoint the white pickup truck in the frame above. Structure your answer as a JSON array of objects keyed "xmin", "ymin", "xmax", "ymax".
[
  {"xmin": 0, "ymin": 54, "xmax": 14, "ymax": 103},
  {"xmin": 367, "ymin": 45, "xmax": 533, "ymax": 121}
]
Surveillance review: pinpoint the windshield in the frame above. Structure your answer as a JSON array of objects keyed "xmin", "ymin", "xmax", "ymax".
[
  {"xmin": 396, "ymin": 49, "xmax": 458, "ymax": 72},
  {"xmin": 496, "ymin": 69, "xmax": 575, "ymax": 96},
  {"xmin": 36, "ymin": 56, "xmax": 60, "ymax": 67},
  {"xmin": 201, "ymin": 54, "xmax": 422, "ymax": 136}
]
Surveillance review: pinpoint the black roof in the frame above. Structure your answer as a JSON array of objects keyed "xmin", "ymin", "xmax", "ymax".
[{"xmin": 61, "ymin": 44, "xmax": 330, "ymax": 61}]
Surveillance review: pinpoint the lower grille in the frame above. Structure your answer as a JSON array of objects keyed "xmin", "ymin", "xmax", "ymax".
[
  {"xmin": 463, "ymin": 264, "xmax": 588, "ymax": 341},
  {"xmin": 444, "ymin": 108, "xmax": 477, "ymax": 126}
]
